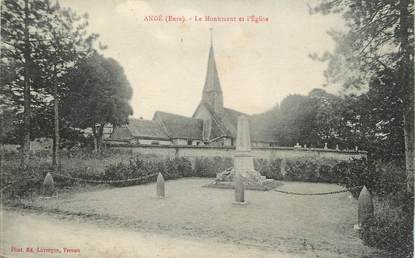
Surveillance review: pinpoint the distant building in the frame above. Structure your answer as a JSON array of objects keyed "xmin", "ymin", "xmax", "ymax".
[{"xmin": 110, "ymin": 37, "xmax": 277, "ymax": 147}]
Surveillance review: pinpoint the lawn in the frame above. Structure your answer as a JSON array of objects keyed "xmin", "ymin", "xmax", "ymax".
[{"xmin": 27, "ymin": 178, "xmax": 384, "ymax": 257}]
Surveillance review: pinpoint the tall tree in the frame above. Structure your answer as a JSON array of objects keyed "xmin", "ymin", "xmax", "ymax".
[
  {"xmin": 1, "ymin": 0, "xmax": 46, "ymax": 166},
  {"xmin": 1, "ymin": 0, "xmax": 99, "ymax": 167},
  {"xmin": 275, "ymin": 94, "xmax": 318, "ymax": 147},
  {"xmin": 36, "ymin": 1, "xmax": 98, "ymax": 167},
  {"xmin": 311, "ymin": 0, "xmax": 414, "ymax": 192},
  {"xmin": 62, "ymin": 53, "xmax": 133, "ymax": 152}
]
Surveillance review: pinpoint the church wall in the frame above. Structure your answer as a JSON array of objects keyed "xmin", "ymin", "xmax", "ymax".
[
  {"xmin": 223, "ymin": 138, "xmax": 232, "ymax": 146},
  {"xmin": 173, "ymin": 139, "xmax": 189, "ymax": 145},
  {"xmin": 252, "ymin": 142, "xmax": 272, "ymax": 148},
  {"xmin": 137, "ymin": 138, "xmax": 172, "ymax": 145},
  {"xmin": 109, "ymin": 144, "xmax": 367, "ymax": 163},
  {"xmin": 192, "ymin": 140, "xmax": 204, "ymax": 146}
]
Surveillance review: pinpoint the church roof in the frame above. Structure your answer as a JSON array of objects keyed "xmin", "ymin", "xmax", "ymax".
[
  {"xmin": 223, "ymin": 107, "xmax": 247, "ymax": 137},
  {"xmin": 154, "ymin": 111, "xmax": 203, "ymax": 140},
  {"xmin": 203, "ymin": 45, "xmax": 222, "ymax": 94},
  {"xmin": 111, "ymin": 118, "xmax": 170, "ymax": 140},
  {"xmin": 217, "ymin": 107, "xmax": 277, "ymax": 143},
  {"xmin": 193, "ymin": 103, "xmax": 276, "ymax": 143}
]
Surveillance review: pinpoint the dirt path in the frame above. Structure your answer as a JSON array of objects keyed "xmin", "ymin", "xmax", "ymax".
[{"xmin": 1, "ymin": 209, "xmax": 299, "ymax": 258}]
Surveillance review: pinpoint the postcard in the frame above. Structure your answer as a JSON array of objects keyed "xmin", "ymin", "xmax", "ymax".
[{"xmin": 1, "ymin": 0, "xmax": 413, "ymax": 257}]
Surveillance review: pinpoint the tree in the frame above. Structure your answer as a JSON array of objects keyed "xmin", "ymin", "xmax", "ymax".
[
  {"xmin": 62, "ymin": 53, "xmax": 133, "ymax": 152},
  {"xmin": 1, "ymin": 0, "xmax": 47, "ymax": 166},
  {"xmin": 311, "ymin": 0, "xmax": 414, "ymax": 192},
  {"xmin": 35, "ymin": 1, "xmax": 98, "ymax": 167},
  {"xmin": 275, "ymin": 94, "xmax": 317, "ymax": 147},
  {"xmin": 0, "ymin": 108, "xmax": 17, "ymax": 174},
  {"xmin": 1, "ymin": 0, "xmax": 99, "ymax": 167}
]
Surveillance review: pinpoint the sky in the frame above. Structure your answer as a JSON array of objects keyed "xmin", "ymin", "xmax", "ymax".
[{"xmin": 60, "ymin": 0, "xmax": 344, "ymax": 119}]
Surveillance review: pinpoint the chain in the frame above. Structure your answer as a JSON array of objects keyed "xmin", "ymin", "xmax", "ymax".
[
  {"xmin": 50, "ymin": 172, "xmax": 159, "ymax": 184},
  {"xmin": 0, "ymin": 176, "xmax": 39, "ymax": 192},
  {"xmin": 273, "ymin": 185, "xmax": 362, "ymax": 196},
  {"xmin": 1, "ymin": 173, "xmax": 159, "ymax": 192}
]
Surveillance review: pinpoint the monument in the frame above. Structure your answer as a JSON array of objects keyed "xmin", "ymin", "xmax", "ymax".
[
  {"xmin": 233, "ymin": 116, "xmax": 267, "ymax": 181},
  {"xmin": 210, "ymin": 115, "xmax": 277, "ymax": 190}
]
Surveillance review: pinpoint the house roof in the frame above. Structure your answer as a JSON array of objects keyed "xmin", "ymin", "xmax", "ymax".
[
  {"xmin": 125, "ymin": 118, "xmax": 170, "ymax": 140},
  {"xmin": 154, "ymin": 111, "xmax": 203, "ymax": 140}
]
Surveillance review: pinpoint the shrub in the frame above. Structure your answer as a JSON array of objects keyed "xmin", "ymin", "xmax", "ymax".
[
  {"xmin": 255, "ymin": 159, "xmax": 283, "ymax": 180},
  {"xmin": 103, "ymin": 157, "xmax": 192, "ymax": 187},
  {"xmin": 317, "ymin": 164, "xmax": 336, "ymax": 183},
  {"xmin": 193, "ymin": 157, "xmax": 232, "ymax": 177},
  {"xmin": 362, "ymin": 193, "xmax": 414, "ymax": 257},
  {"xmin": 1, "ymin": 165, "xmax": 47, "ymax": 199},
  {"xmin": 370, "ymin": 161, "xmax": 407, "ymax": 197},
  {"xmin": 285, "ymin": 159, "xmax": 320, "ymax": 182},
  {"xmin": 331, "ymin": 158, "xmax": 372, "ymax": 198}
]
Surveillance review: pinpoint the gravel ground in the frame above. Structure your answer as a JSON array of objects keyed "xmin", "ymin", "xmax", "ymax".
[
  {"xmin": 2, "ymin": 178, "xmax": 389, "ymax": 258},
  {"xmin": 1, "ymin": 209, "xmax": 295, "ymax": 258}
]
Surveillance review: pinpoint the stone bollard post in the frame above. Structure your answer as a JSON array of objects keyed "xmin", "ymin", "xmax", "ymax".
[
  {"xmin": 234, "ymin": 176, "xmax": 245, "ymax": 203},
  {"xmin": 42, "ymin": 172, "xmax": 55, "ymax": 197},
  {"xmin": 358, "ymin": 186, "xmax": 374, "ymax": 227},
  {"xmin": 156, "ymin": 173, "xmax": 165, "ymax": 198},
  {"xmin": 336, "ymin": 144, "xmax": 339, "ymax": 151},
  {"xmin": 280, "ymin": 158, "xmax": 287, "ymax": 177},
  {"xmin": 324, "ymin": 143, "xmax": 328, "ymax": 149}
]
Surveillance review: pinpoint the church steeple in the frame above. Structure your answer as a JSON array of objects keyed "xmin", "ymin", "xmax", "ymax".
[{"xmin": 202, "ymin": 28, "xmax": 224, "ymax": 116}]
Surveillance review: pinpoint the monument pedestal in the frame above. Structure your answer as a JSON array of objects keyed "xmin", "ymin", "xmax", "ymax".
[{"xmin": 204, "ymin": 115, "xmax": 281, "ymax": 191}]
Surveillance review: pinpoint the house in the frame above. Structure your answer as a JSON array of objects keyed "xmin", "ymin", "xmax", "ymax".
[
  {"xmin": 109, "ymin": 118, "xmax": 172, "ymax": 145},
  {"xmin": 109, "ymin": 36, "xmax": 277, "ymax": 147}
]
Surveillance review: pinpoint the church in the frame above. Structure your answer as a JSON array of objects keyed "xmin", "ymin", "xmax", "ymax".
[{"xmin": 109, "ymin": 37, "xmax": 277, "ymax": 148}]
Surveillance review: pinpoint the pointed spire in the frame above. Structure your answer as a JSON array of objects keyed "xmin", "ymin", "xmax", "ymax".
[
  {"xmin": 203, "ymin": 43, "xmax": 222, "ymax": 94},
  {"xmin": 201, "ymin": 28, "xmax": 224, "ymax": 115},
  {"xmin": 209, "ymin": 27, "xmax": 213, "ymax": 47}
]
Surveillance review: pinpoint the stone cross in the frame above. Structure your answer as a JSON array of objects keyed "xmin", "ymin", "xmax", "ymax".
[{"xmin": 280, "ymin": 158, "xmax": 287, "ymax": 176}]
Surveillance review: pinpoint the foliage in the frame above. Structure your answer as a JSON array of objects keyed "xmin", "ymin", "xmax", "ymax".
[
  {"xmin": 0, "ymin": 109, "xmax": 17, "ymax": 144},
  {"xmin": 1, "ymin": 164, "xmax": 47, "ymax": 199},
  {"xmin": 285, "ymin": 159, "xmax": 321, "ymax": 182},
  {"xmin": 362, "ymin": 193, "xmax": 413, "ymax": 257},
  {"xmin": 62, "ymin": 53, "xmax": 133, "ymax": 152},
  {"xmin": 254, "ymin": 82, "xmax": 406, "ymax": 162},
  {"xmin": 1, "ymin": 0, "xmax": 100, "ymax": 166},
  {"xmin": 103, "ymin": 157, "xmax": 191, "ymax": 187},
  {"xmin": 255, "ymin": 159, "xmax": 283, "ymax": 180},
  {"xmin": 193, "ymin": 157, "xmax": 233, "ymax": 177},
  {"xmin": 311, "ymin": 0, "xmax": 414, "ymax": 190}
]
